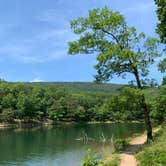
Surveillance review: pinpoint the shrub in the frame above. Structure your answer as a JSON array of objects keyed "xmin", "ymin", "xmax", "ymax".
[
  {"xmin": 80, "ymin": 151, "xmax": 120, "ymax": 166},
  {"xmin": 113, "ymin": 138, "xmax": 129, "ymax": 151},
  {"xmin": 0, "ymin": 108, "xmax": 15, "ymax": 122},
  {"xmin": 102, "ymin": 154, "xmax": 120, "ymax": 166},
  {"xmin": 137, "ymin": 147, "xmax": 166, "ymax": 166},
  {"xmin": 80, "ymin": 150, "xmax": 101, "ymax": 166}
]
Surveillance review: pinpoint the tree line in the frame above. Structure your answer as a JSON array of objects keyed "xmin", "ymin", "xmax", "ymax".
[{"xmin": 0, "ymin": 82, "xmax": 165, "ymax": 124}]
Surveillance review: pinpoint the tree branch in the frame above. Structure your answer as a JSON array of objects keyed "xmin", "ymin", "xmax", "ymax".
[{"xmin": 101, "ymin": 29, "xmax": 123, "ymax": 49}]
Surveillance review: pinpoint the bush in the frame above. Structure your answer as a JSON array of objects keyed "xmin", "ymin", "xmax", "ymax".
[
  {"xmin": 0, "ymin": 108, "xmax": 15, "ymax": 122},
  {"xmin": 80, "ymin": 150, "xmax": 120, "ymax": 166},
  {"xmin": 80, "ymin": 150, "xmax": 101, "ymax": 166},
  {"xmin": 113, "ymin": 138, "xmax": 129, "ymax": 151},
  {"xmin": 137, "ymin": 147, "xmax": 166, "ymax": 166},
  {"xmin": 101, "ymin": 154, "xmax": 120, "ymax": 166}
]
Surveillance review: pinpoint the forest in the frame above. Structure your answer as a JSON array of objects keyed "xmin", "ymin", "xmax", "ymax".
[{"xmin": 0, "ymin": 80, "xmax": 165, "ymax": 124}]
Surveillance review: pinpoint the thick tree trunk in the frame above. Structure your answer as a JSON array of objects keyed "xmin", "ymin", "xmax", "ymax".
[{"xmin": 133, "ymin": 67, "xmax": 153, "ymax": 141}]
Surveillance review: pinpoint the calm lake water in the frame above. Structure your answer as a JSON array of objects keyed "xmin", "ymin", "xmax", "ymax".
[{"xmin": 0, "ymin": 123, "xmax": 144, "ymax": 166}]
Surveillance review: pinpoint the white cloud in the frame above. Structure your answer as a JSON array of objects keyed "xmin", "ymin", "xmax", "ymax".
[{"xmin": 30, "ymin": 77, "xmax": 44, "ymax": 82}]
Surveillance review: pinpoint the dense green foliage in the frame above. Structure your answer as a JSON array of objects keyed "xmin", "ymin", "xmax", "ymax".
[
  {"xmin": 113, "ymin": 138, "xmax": 129, "ymax": 152},
  {"xmin": 28, "ymin": 82, "xmax": 126, "ymax": 94},
  {"xmin": 161, "ymin": 76, "xmax": 166, "ymax": 85},
  {"xmin": 80, "ymin": 150, "xmax": 120, "ymax": 166},
  {"xmin": 0, "ymin": 82, "xmax": 103, "ymax": 123},
  {"xmin": 98, "ymin": 87, "xmax": 145, "ymax": 121},
  {"xmin": 151, "ymin": 85, "xmax": 166, "ymax": 122},
  {"xmin": 137, "ymin": 127, "xmax": 166, "ymax": 166},
  {"xmin": 81, "ymin": 150, "xmax": 99, "ymax": 166},
  {"xmin": 155, "ymin": 0, "xmax": 166, "ymax": 73},
  {"xmin": 0, "ymin": 82, "xmax": 106, "ymax": 123},
  {"xmin": 155, "ymin": 0, "xmax": 166, "ymax": 44},
  {"xmin": 0, "ymin": 82, "xmax": 165, "ymax": 124}
]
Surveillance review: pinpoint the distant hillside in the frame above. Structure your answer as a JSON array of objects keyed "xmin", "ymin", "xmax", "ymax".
[{"xmin": 28, "ymin": 82, "xmax": 127, "ymax": 94}]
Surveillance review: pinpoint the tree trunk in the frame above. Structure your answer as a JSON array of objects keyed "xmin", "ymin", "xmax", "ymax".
[
  {"xmin": 140, "ymin": 94, "xmax": 153, "ymax": 141},
  {"xmin": 133, "ymin": 67, "xmax": 153, "ymax": 141}
]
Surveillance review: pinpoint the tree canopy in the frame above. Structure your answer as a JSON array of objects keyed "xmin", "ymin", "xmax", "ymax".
[
  {"xmin": 68, "ymin": 7, "xmax": 160, "ymax": 87},
  {"xmin": 155, "ymin": 0, "xmax": 166, "ymax": 73},
  {"xmin": 155, "ymin": 0, "xmax": 166, "ymax": 44}
]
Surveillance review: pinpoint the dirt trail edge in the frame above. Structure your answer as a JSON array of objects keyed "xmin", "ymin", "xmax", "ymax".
[
  {"xmin": 120, "ymin": 128, "xmax": 160, "ymax": 166},
  {"xmin": 120, "ymin": 133, "xmax": 146, "ymax": 166}
]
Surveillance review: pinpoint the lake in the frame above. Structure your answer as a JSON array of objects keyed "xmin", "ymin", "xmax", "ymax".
[{"xmin": 0, "ymin": 123, "xmax": 144, "ymax": 166}]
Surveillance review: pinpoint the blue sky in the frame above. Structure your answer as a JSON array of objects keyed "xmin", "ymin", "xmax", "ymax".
[{"xmin": 0, "ymin": 0, "xmax": 164, "ymax": 83}]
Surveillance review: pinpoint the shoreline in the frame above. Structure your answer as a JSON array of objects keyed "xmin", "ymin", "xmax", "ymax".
[{"xmin": 0, "ymin": 120, "xmax": 143, "ymax": 129}]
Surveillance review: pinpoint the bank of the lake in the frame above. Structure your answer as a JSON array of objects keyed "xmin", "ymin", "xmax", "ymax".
[
  {"xmin": 0, "ymin": 120, "xmax": 143, "ymax": 129},
  {"xmin": 100, "ymin": 125, "xmax": 166, "ymax": 166}
]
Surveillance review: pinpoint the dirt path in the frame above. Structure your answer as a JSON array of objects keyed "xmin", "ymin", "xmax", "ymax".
[
  {"xmin": 119, "ymin": 133, "xmax": 147, "ymax": 166},
  {"xmin": 120, "ymin": 128, "xmax": 160, "ymax": 166}
]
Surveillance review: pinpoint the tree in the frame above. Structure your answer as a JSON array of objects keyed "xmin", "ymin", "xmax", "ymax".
[
  {"xmin": 155, "ymin": 0, "xmax": 166, "ymax": 73},
  {"xmin": 153, "ymin": 86, "xmax": 166, "ymax": 122},
  {"xmin": 161, "ymin": 76, "xmax": 166, "ymax": 85},
  {"xmin": 68, "ymin": 7, "xmax": 161, "ymax": 140},
  {"xmin": 155, "ymin": 0, "xmax": 166, "ymax": 44},
  {"xmin": 47, "ymin": 97, "xmax": 67, "ymax": 121},
  {"xmin": 16, "ymin": 92, "xmax": 36, "ymax": 120}
]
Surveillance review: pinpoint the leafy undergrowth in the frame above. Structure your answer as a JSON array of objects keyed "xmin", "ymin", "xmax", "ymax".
[
  {"xmin": 113, "ymin": 138, "xmax": 129, "ymax": 152},
  {"xmin": 101, "ymin": 154, "xmax": 120, "ymax": 166},
  {"xmin": 136, "ymin": 126, "xmax": 166, "ymax": 166},
  {"xmin": 80, "ymin": 150, "xmax": 120, "ymax": 166}
]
